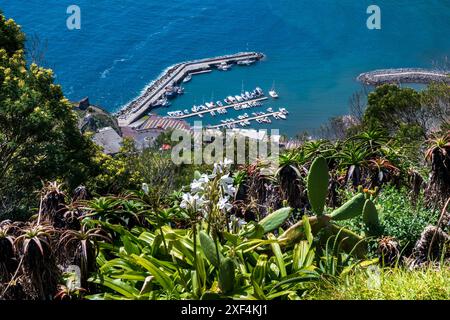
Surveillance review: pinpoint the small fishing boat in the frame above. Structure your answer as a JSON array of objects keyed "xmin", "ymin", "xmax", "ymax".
[
  {"xmin": 237, "ymin": 59, "xmax": 255, "ymax": 66},
  {"xmin": 183, "ymin": 74, "xmax": 192, "ymax": 83},
  {"xmin": 217, "ymin": 62, "xmax": 232, "ymax": 71},
  {"xmin": 280, "ymin": 107, "xmax": 289, "ymax": 114},
  {"xmin": 269, "ymin": 81, "xmax": 278, "ymax": 98}
]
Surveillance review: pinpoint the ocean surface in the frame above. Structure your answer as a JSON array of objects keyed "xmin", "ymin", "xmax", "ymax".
[{"xmin": 2, "ymin": 1, "xmax": 450, "ymax": 136}]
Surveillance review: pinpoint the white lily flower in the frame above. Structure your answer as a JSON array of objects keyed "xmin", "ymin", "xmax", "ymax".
[
  {"xmin": 220, "ymin": 174, "xmax": 234, "ymax": 185},
  {"xmin": 141, "ymin": 183, "xmax": 149, "ymax": 195},
  {"xmin": 190, "ymin": 180, "xmax": 204, "ymax": 193},
  {"xmin": 218, "ymin": 196, "xmax": 233, "ymax": 212},
  {"xmin": 223, "ymin": 184, "xmax": 236, "ymax": 197},
  {"xmin": 180, "ymin": 193, "xmax": 208, "ymax": 213}
]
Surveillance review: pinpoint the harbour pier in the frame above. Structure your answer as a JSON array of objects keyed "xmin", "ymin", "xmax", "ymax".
[
  {"xmin": 117, "ymin": 52, "xmax": 264, "ymax": 126},
  {"xmin": 357, "ymin": 68, "xmax": 450, "ymax": 86}
]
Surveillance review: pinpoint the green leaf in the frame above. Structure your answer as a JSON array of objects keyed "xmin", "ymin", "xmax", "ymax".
[
  {"xmin": 90, "ymin": 275, "xmax": 140, "ymax": 298},
  {"xmin": 267, "ymin": 234, "xmax": 286, "ymax": 278},
  {"xmin": 258, "ymin": 207, "xmax": 292, "ymax": 233},
  {"xmin": 199, "ymin": 231, "xmax": 223, "ymax": 268},
  {"xmin": 131, "ymin": 254, "xmax": 174, "ymax": 293}
]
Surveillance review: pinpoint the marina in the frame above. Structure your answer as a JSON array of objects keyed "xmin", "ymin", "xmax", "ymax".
[
  {"xmin": 166, "ymin": 87, "xmax": 269, "ymax": 119},
  {"xmin": 117, "ymin": 52, "xmax": 264, "ymax": 126}
]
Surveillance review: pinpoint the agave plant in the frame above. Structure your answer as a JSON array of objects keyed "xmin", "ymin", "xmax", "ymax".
[
  {"xmin": 276, "ymin": 150, "xmax": 308, "ymax": 209},
  {"xmin": 424, "ymin": 132, "xmax": 450, "ymax": 207},
  {"xmin": 59, "ymin": 223, "xmax": 111, "ymax": 288},
  {"xmin": 352, "ymin": 128, "xmax": 389, "ymax": 152},
  {"xmin": 336, "ymin": 141, "xmax": 373, "ymax": 187},
  {"xmin": 39, "ymin": 182, "xmax": 67, "ymax": 228},
  {"xmin": 0, "ymin": 221, "xmax": 17, "ymax": 282},
  {"xmin": 14, "ymin": 222, "xmax": 59, "ymax": 300},
  {"xmin": 367, "ymin": 157, "xmax": 400, "ymax": 188}
]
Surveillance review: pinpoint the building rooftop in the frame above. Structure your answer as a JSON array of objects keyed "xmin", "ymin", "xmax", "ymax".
[
  {"xmin": 92, "ymin": 126, "xmax": 123, "ymax": 155},
  {"xmin": 138, "ymin": 115, "xmax": 190, "ymax": 131}
]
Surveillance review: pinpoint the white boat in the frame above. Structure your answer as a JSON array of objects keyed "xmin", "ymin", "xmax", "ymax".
[
  {"xmin": 184, "ymin": 109, "xmax": 189, "ymax": 114},
  {"xmin": 217, "ymin": 62, "xmax": 232, "ymax": 71},
  {"xmin": 269, "ymin": 90, "xmax": 279, "ymax": 99},
  {"xmin": 183, "ymin": 74, "xmax": 192, "ymax": 83},
  {"xmin": 279, "ymin": 113, "xmax": 287, "ymax": 119},
  {"xmin": 269, "ymin": 81, "xmax": 279, "ymax": 98},
  {"xmin": 210, "ymin": 111, "xmax": 216, "ymax": 116},
  {"xmin": 228, "ymin": 96, "xmax": 236, "ymax": 103},
  {"xmin": 217, "ymin": 101, "xmax": 223, "ymax": 107},
  {"xmin": 191, "ymin": 106, "xmax": 198, "ymax": 113},
  {"xmin": 237, "ymin": 59, "xmax": 255, "ymax": 66},
  {"xmin": 280, "ymin": 107, "xmax": 289, "ymax": 114},
  {"xmin": 267, "ymin": 107, "xmax": 273, "ymax": 112}
]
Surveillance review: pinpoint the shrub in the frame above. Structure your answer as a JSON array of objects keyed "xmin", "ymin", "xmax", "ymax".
[{"xmin": 335, "ymin": 186, "xmax": 439, "ymax": 255}]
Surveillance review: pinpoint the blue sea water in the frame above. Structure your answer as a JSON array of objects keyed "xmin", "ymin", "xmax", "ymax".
[{"xmin": 2, "ymin": 1, "xmax": 450, "ymax": 136}]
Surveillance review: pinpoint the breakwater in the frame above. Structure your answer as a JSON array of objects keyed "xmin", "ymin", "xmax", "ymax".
[
  {"xmin": 357, "ymin": 68, "xmax": 450, "ymax": 86},
  {"xmin": 117, "ymin": 52, "xmax": 264, "ymax": 126}
]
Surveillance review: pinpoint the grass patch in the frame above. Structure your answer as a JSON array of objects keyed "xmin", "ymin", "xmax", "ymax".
[{"xmin": 308, "ymin": 266, "xmax": 450, "ymax": 300}]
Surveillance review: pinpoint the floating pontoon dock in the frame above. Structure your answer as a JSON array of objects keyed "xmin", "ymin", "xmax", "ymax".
[
  {"xmin": 208, "ymin": 111, "xmax": 287, "ymax": 129},
  {"xmin": 168, "ymin": 97, "xmax": 269, "ymax": 120}
]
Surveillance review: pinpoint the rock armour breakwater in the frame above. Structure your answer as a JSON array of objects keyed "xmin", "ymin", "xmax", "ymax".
[{"xmin": 357, "ymin": 68, "xmax": 450, "ymax": 86}]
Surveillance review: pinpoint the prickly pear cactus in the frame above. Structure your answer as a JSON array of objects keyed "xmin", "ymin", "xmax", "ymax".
[
  {"xmin": 307, "ymin": 157, "xmax": 330, "ymax": 215},
  {"xmin": 362, "ymin": 199, "xmax": 381, "ymax": 237},
  {"xmin": 329, "ymin": 193, "xmax": 366, "ymax": 221}
]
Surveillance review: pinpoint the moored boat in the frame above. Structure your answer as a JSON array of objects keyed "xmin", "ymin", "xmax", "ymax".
[{"xmin": 183, "ymin": 74, "xmax": 192, "ymax": 83}]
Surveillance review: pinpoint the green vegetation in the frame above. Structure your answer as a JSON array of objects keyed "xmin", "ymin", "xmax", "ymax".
[
  {"xmin": 0, "ymin": 11, "xmax": 449, "ymax": 301},
  {"xmin": 0, "ymin": 15, "xmax": 96, "ymax": 220},
  {"xmin": 75, "ymin": 104, "xmax": 121, "ymax": 135},
  {"xmin": 309, "ymin": 266, "xmax": 450, "ymax": 300}
]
